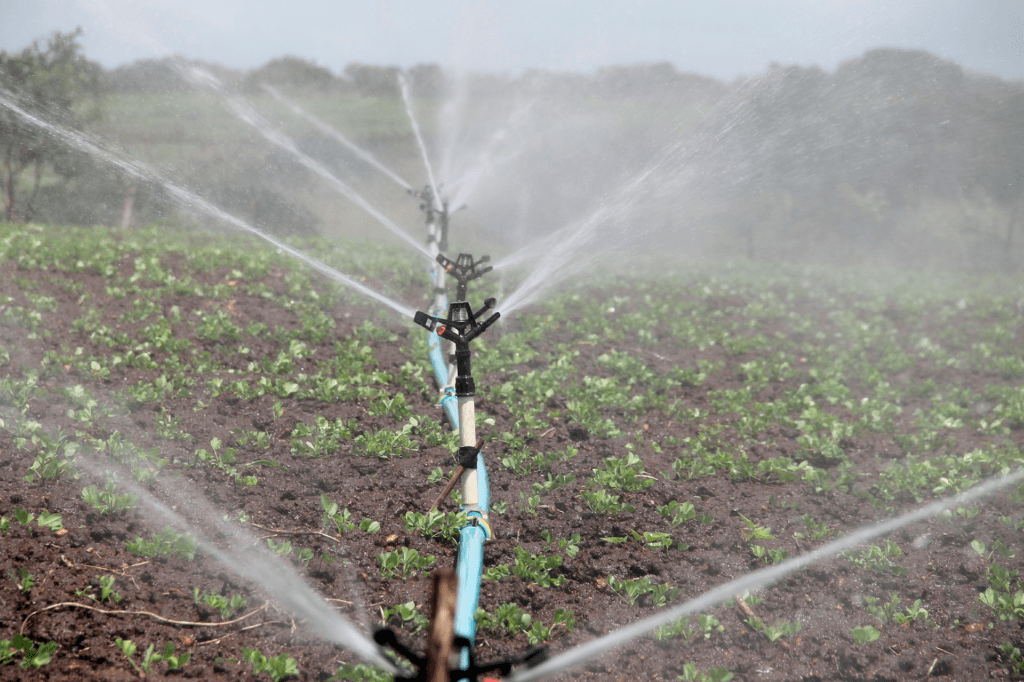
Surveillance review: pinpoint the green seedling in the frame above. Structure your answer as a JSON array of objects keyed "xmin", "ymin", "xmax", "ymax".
[
  {"xmin": 378, "ymin": 547, "xmax": 435, "ymax": 579},
  {"xmin": 476, "ymin": 603, "xmax": 575, "ymax": 644},
  {"xmin": 380, "ymin": 601, "xmax": 430, "ymax": 633},
  {"xmin": 531, "ymin": 472, "xmax": 575, "ymax": 496},
  {"xmin": 850, "ymin": 625, "xmax": 881, "ymax": 645},
  {"xmin": 998, "ymin": 642, "xmax": 1024, "ymax": 675},
  {"xmin": 513, "ymin": 547, "xmax": 566, "ymax": 587},
  {"xmin": 738, "ymin": 513, "xmax": 774, "ymax": 541},
  {"xmin": 677, "ymin": 663, "xmax": 734, "ymax": 682},
  {"xmin": 591, "ymin": 453, "xmax": 654, "ymax": 491},
  {"xmin": 658, "ymin": 500, "xmax": 696, "ymax": 527},
  {"xmin": 541, "ymin": 530, "xmax": 582, "ymax": 558},
  {"xmin": 194, "ymin": 588, "xmax": 248, "ymax": 619},
  {"xmin": 988, "ymin": 564, "xmax": 1019, "ymax": 593},
  {"xmin": 241, "ymin": 647, "xmax": 299, "ymax": 681},
  {"xmin": 10, "ymin": 567, "xmax": 35, "ymax": 592},
  {"xmin": 1, "ymin": 634, "xmax": 58, "ymax": 669},
  {"xmin": 82, "ymin": 481, "xmax": 139, "ymax": 514},
  {"xmin": 78, "ymin": 575, "xmax": 122, "ymax": 604},
  {"xmin": 482, "ymin": 564, "xmax": 511, "ymax": 581},
  {"xmin": 607, "ymin": 575, "xmax": 681, "ymax": 607},
  {"xmin": 746, "ymin": 617, "xmax": 801, "ymax": 646},
  {"xmin": 126, "ymin": 526, "xmax": 198, "ymax": 561},
  {"xmin": 795, "ymin": 513, "xmax": 832, "ymax": 540},
  {"xmin": 321, "ymin": 494, "xmax": 355, "ymax": 534},
  {"xmin": 13, "ymin": 506, "xmax": 34, "ymax": 526},
  {"xmin": 656, "ymin": 614, "xmax": 724, "ymax": 642},
  {"xmin": 329, "ymin": 662, "xmax": 394, "ymax": 681},
  {"xmin": 581, "ymin": 489, "xmax": 635, "ymax": 514},
  {"xmin": 266, "ymin": 538, "xmax": 293, "ymax": 556},
  {"xmin": 353, "ymin": 419, "xmax": 419, "ymax": 458},
  {"xmin": 864, "ymin": 593, "xmax": 929, "ymax": 625},
  {"xmin": 978, "ymin": 587, "xmax": 1024, "ymax": 621},
  {"xmin": 844, "ymin": 540, "xmax": 906, "ymax": 575},
  {"xmin": 520, "ymin": 492, "xmax": 541, "ymax": 515},
  {"xmin": 630, "ymin": 529, "xmax": 674, "ymax": 551},
  {"xmin": 403, "ymin": 509, "xmax": 468, "ymax": 543}
]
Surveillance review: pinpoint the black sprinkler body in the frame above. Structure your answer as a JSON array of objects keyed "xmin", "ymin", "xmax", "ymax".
[
  {"xmin": 413, "ymin": 297, "xmax": 498, "ymax": 397},
  {"xmin": 436, "ymin": 252, "xmax": 492, "ymax": 302}
]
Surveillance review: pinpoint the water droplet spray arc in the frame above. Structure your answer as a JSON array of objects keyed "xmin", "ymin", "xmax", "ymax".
[
  {"xmin": 69, "ymin": 453, "xmax": 396, "ymax": 672},
  {"xmin": 261, "ymin": 83, "xmax": 414, "ymax": 193},
  {"xmin": 179, "ymin": 65, "xmax": 433, "ymax": 262},
  {"xmin": 511, "ymin": 467, "xmax": 1024, "ymax": 682},
  {"xmin": 0, "ymin": 88, "xmax": 415, "ymax": 321},
  {"xmin": 398, "ymin": 72, "xmax": 442, "ymax": 212}
]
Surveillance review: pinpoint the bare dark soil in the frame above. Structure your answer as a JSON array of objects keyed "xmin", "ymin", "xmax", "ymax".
[{"xmin": 1, "ymin": 233, "xmax": 1023, "ymax": 681}]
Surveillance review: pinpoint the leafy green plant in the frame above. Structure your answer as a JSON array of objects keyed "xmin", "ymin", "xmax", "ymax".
[
  {"xmin": 844, "ymin": 540, "xmax": 906, "ymax": 575},
  {"xmin": 591, "ymin": 453, "xmax": 654, "ymax": 491},
  {"xmin": 321, "ymin": 494, "xmax": 356, "ymax": 535},
  {"xmin": 795, "ymin": 513, "xmax": 832, "ymax": 541},
  {"xmin": 353, "ymin": 419, "xmax": 419, "ymax": 458},
  {"xmin": 194, "ymin": 588, "xmax": 248, "ymax": 619},
  {"xmin": 126, "ymin": 526, "xmax": 199, "ymax": 561},
  {"xmin": 241, "ymin": 647, "xmax": 299, "ymax": 681},
  {"xmin": 82, "ymin": 481, "xmax": 139, "ymax": 514},
  {"xmin": 329, "ymin": 662, "xmax": 395, "ymax": 681},
  {"xmin": 607, "ymin": 575, "xmax": 681, "ymax": 607},
  {"xmin": 512, "ymin": 547, "xmax": 566, "ymax": 587},
  {"xmin": 377, "ymin": 547, "xmax": 435, "ymax": 579},
  {"xmin": 541, "ymin": 530, "xmax": 582, "ymax": 558},
  {"xmin": 629, "ymin": 529, "xmax": 675, "ymax": 551},
  {"xmin": 10, "ymin": 566, "xmax": 34, "ymax": 592},
  {"xmin": 380, "ymin": 601, "xmax": 430, "ymax": 633},
  {"xmin": 658, "ymin": 500, "xmax": 696, "ymax": 527},
  {"xmin": 978, "ymin": 587, "xmax": 1024, "ymax": 621},
  {"xmin": 0, "ymin": 634, "xmax": 58, "ymax": 669},
  {"xmin": 476, "ymin": 603, "xmax": 575, "ymax": 644},
  {"xmin": 677, "ymin": 663, "xmax": 734, "ymax": 682},
  {"xmin": 850, "ymin": 625, "xmax": 881, "ymax": 645},
  {"xmin": 116, "ymin": 639, "xmax": 190, "ymax": 674},
  {"xmin": 581, "ymin": 489, "xmax": 635, "ymax": 514},
  {"xmin": 78, "ymin": 575, "xmax": 122, "ymax": 604},
  {"xmin": 997, "ymin": 642, "xmax": 1024, "ymax": 675},
  {"xmin": 402, "ymin": 509, "xmax": 468, "ymax": 543},
  {"xmin": 746, "ymin": 617, "xmax": 802, "ymax": 646},
  {"xmin": 864, "ymin": 593, "xmax": 929, "ymax": 625},
  {"xmin": 656, "ymin": 614, "xmax": 724, "ymax": 643}
]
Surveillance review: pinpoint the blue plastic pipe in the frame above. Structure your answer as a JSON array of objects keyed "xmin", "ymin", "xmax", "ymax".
[{"xmin": 455, "ymin": 451, "xmax": 491, "ymax": 679}]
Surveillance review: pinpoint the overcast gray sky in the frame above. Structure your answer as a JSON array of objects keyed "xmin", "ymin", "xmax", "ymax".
[{"xmin": 1, "ymin": 0, "xmax": 1021, "ymax": 81}]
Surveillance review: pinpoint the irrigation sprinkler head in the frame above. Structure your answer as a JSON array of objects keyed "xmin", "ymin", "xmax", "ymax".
[
  {"xmin": 413, "ymin": 297, "xmax": 499, "ymax": 397},
  {"xmin": 437, "ymin": 252, "xmax": 493, "ymax": 302},
  {"xmin": 411, "ymin": 184, "xmax": 438, "ymax": 225}
]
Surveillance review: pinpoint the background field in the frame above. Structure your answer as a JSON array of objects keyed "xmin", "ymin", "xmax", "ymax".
[{"xmin": 0, "ymin": 224, "xmax": 1022, "ymax": 680}]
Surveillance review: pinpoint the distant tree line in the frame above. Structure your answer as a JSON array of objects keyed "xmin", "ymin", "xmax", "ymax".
[{"xmin": 2, "ymin": 32, "xmax": 1022, "ymax": 271}]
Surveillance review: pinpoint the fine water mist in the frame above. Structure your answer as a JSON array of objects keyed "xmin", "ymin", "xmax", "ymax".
[
  {"xmin": 180, "ymin": 65, "xmax": 432, "ymax": 262},
  {"xmin": 262, "ymin": 84, "xmax": 414, "ymax": 193}
]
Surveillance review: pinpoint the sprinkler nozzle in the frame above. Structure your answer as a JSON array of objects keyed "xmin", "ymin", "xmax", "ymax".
[{"xmin": 412, "ymin": 311, "xmax": 435, "ymax": 331}]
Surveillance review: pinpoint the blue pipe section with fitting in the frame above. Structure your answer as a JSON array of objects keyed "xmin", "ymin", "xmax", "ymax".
[{"xmin": 454, "ymin": 451, "xmax": 490, "ymax": 678}]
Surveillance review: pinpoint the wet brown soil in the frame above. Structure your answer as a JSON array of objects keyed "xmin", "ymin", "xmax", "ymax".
[{"xmin": 1, "ymin": 234, "xmax": 1023, "ymax": 681}]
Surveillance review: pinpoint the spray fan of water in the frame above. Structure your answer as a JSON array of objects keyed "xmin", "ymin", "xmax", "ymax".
[{"xmin": 0, "ymin": 88, "xmax": 415, "ymax": 321}]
